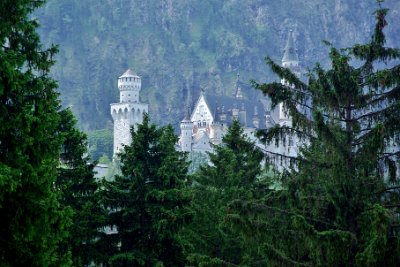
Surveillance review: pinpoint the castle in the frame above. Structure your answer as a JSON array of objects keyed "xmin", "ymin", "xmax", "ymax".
[
  {"xmin": 178, "ymin": 30, "xmax": 300, "ymax": 167},
  {"xmin": 111, "ymin": 31, "xmax": 300, "ymax": 168}
]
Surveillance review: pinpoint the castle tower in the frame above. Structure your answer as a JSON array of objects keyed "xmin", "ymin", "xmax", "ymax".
[
  {"xmin": 179, "ymin": 108, "xmax": 193, "ymax": 152},
  {"xmin": 239, "ymin": 102, "xmax": 247, "ymax": 125},
  {"xmin": 234, "ymin": 73, "xmax": 243, "ymax": 100},
  {"xmin": 252, "ymin": 106, "xmax": 260, "ymax": 128},
  {"xmin": 278, "ymin": 30, "xmax": 300, "ymax": 123},
  {"xmin": 111, "ymin": 69, "xmax": 148, "ymax": 157}
]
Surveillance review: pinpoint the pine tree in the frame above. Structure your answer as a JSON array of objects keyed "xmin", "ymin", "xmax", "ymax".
[
  {"xmin": 0, "ymin": 0, "xmax": 71, "ymax": 265},
  {"xmin": 56, "ymin": 109, "xmax": 104, "ymax": 266},
  {"xmin": 98, "ymin": 114, "xmax": 191, "ymax": 266},
  {"xmin": 185, "ymin": 120, "xmax": 265, "ymax": 266},
  {"xmin": 230, "ymin": 3, "xmax": 400, "ymax": 265}
]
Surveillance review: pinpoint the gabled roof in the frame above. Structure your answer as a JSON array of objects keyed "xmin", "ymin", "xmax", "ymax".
[
  {"xmin": 190, "ymin": 91, "xmax": 214, "ymax": 121},
  {"xmin": 192, "ymin": 93, "xmax": 267, "ymax": 129}
]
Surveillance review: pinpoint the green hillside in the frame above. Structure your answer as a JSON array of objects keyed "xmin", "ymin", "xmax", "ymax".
[{"xmin": 36, "ymin": 0, "xmax": 400, "ymax": 130}]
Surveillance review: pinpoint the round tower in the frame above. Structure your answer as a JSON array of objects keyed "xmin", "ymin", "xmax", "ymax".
[
  {"xmin": 180, "ymin": 112, "xmax": 193, "ymax": 152},
  {"xmin": 118, "ymin": 69, "xmax": 141, "ymax": 103},
  {"xmin": 111, "ymin": 69, "xmax": 148, "ymax": 158}
]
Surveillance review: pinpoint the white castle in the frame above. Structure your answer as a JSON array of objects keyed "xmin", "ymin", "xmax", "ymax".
[
  {"xmin": 111, "ymin": 31, "xmax": 300, "ymax": 169},
  {"xmin": 178, "ymin": 30, "xmax": 300, "ymax": 168},
  {"xmin": 111, "ymin": 69, "xmax": 148, "ymax": 157}
]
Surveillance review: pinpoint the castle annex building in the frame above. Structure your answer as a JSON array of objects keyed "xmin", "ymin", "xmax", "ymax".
[
  {"xmin": 178, "ymin": 30, "xmax": 300, "ymax": 167},
  {"xmin": 111, "ymin": 69, "xmax": 148, "ymax": 157}
]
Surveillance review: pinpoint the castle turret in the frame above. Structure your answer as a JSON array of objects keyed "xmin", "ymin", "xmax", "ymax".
[
  {"xmin": 234, "ymin": 73, "xmax": 243, "ymax": 100},
  {"xmin": 239, "ymin": 102, "xmax": 247, "ymax": 125},
  {"xmin": 278, "ymin": 30, "xmax": 300, "ymax": 123},
  {"xmin": 111, "ymin": 69, "xmax": 148, "ymax": 157},
  {"xmin": 118, "ymin": 69, "xmax": 141, "ymax": 103},
  {"xmin": 265, "ymin": 111, "xmax": 275, "ymax": 129},
  {"xmin": 232, "ymin": 103, "xmax": 239, "ymax": 121},
  {"xmin": 282, "ymin": 30, "xmax": 299, "ymax": 68},
  {"xmin": 252, "ymin": 106, "xmax": 260, "ymax": 128},
  {"xmin": 180, "ymin": 109, "xmax": 193, "ymax": 152}
]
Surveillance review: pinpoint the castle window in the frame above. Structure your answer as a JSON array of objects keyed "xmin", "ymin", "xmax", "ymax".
[
  {"xmin": 289, "ymin": 136, "xmax": 294, "ymax": 146},
  {"xmin": 198, "ymin": 121, "xmax": 201, "ymax": 127}
]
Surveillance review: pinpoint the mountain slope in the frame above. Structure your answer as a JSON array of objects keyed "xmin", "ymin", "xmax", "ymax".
[{"xmin": 36, "ymin": 0, "xmax": 400, "ymax": 130}]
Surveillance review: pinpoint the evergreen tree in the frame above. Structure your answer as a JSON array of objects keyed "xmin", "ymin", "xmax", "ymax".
[
  {"xmin": 56, "ymin": 109, "xmax": 104, "ymax": 266},
  {"xmin": 98, "ymin": 114, "xmax": 191, "ymax": 266},
  {"xmin": 185, "ymin": 120, "xmax": 265, "ymax": 266},
  {"xmin": 0, "ymin": 0, "xmax": 71, "ymax": 265},
  {"xmin": 230, "ymin": 3, "xmax": 400, "ymax": 265}
]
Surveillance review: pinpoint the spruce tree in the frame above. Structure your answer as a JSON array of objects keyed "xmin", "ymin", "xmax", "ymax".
[
  {"xmin": 185, "ymin": 120, "xmax": 265, "ymax": 266},
  {"xmin": 0, "ymin": 0, "xmax": 70, "ymax": 265},
  {"xmin": 56, "ymin": 109, "xmax": 104, "ymax": 266},
  {"xmin": 230, "ymin": 3, "xmax": 400, "ymax": 265},
  {"xmin": 98, "ymin": 114, "xmax": 191, "ymax": 266}
]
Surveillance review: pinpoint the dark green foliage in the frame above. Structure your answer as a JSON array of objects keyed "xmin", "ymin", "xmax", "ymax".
[
  {"xmin": 0, "ymin": 0, "xmax": 71, "ymax": 265},
  {"xmin": 56, "ymin": 109, "xmax": 104, "ymax": 266},
  {"xmin": 184, "ymin": 120, "xmax": 265, "ymax": 265},
  {"xmin": 236, "ymin": 4, "xmax": 400, "ymax": 265},
  {"xmin": 98, "ymin": 114, "xmax": 191, "ymax": 266},
  {"xmin": 87, "ymin": 128, "xmax": 113, "ymax": 161}
]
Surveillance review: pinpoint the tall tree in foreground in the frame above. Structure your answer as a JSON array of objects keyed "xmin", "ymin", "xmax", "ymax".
[
  {"xmin": 98, "ymin": 114, "xmax": 191, "ymax": 266},
  {"xmin": 231, "ymin": 3, "xmax": 400, "ymax": 266},
  {"xmin": 185, "ymin": 120, "xmax": 265, "ymax": 266},
  {"xmin": 0, "ymin": 0, "xmax": 71, "ymax": 266},
  {"xmin": 56, "ymin": 109, "xmax": 104, "ymax": 266}
]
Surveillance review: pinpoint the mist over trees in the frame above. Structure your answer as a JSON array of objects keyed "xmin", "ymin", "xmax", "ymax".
[{"xmin": 1, "ymin": 0, "xmax": 399, "ymax": 266}]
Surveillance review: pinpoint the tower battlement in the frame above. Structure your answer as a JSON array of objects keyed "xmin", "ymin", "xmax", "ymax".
[{"xmin": 117, "ymin": 69, "xmax": 142, "ymax": 103}]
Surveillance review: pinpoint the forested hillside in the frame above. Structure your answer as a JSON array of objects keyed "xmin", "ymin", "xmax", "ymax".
[
  {"xmin": 2, "ymin": 1, "xmax": 400, "ymax": 265},
  {"xmin": 36, "ymin": 0, "xmax": 400, "ymax": 130}
]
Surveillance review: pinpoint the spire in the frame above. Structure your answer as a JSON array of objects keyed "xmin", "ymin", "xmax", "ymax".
[
  {"xmin": 234, "ymin": 72, "xmax": 243, "ymax": 99},
  {"xmin": 182, "ymin": 91, "xmax": 192, "ymax": 122},
  {"xmin": 282, "ymin": 30, "xmax": 299, "ymax": 65},
  {"xmin": 182, "ymin": 106, "xmax": 191, "ymax": 122}
]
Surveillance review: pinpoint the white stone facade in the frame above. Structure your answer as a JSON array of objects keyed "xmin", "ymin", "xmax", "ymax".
[
  {"xmin": 178, "ymin": 30, "xmax": 301, "ymax": 170},
  {"xmin": 111, "ymin": 69, "xmax": 148, "ymax": 157}
]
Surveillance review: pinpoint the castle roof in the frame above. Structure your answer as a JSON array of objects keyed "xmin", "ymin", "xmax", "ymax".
[
  {"xmin": 119, "ymin": 69, "xmax": 140, "ymax": 78},
  {"xmin": 181, "ymin": 107, "xmax": 192, "ymax": 122},
  {"xmin": 282, "ymin": 30, "xmax": 299, "ymax": 63},
  {"xmin": 200, "ymin": 94, "xmax": 267, "ymax": 129}
]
